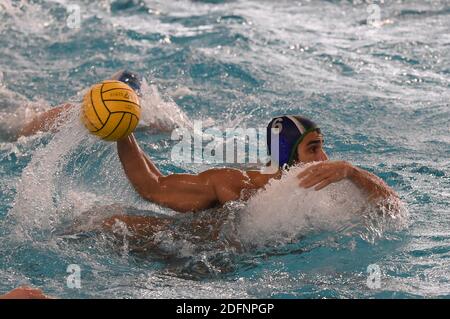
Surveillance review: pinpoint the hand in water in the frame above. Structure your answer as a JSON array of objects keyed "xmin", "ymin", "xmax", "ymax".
[{"xmin": 297, "ymin": 161, "xmax": 355, "ymax": 191}]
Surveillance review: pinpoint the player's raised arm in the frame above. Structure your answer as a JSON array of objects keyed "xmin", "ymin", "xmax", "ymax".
[{"xmin": 117, "ymin": 134, "xmax": 269, "ymax": 213}]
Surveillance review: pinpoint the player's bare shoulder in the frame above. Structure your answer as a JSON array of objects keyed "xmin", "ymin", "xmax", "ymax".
[
  {"xmin": 246, "ymin": 169, "xmax": 280, "ymax": 188},
  {"xmin": 199, "ymin": 167, "xmax": 250, "ymax": 185},
  {"xmin": 198, "ymin": 168, "xmax": 257, "ymax": 203}
]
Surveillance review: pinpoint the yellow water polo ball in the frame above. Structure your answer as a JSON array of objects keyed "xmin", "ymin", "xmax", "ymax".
[{"xmin": 81, "ymin": 80, "xmax": 140, "ymax": 141}]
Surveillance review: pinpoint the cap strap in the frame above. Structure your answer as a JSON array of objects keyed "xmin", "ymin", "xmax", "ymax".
[{"xmin": 287, "ymin": 127, "xmax": 318, "ymax": 166}]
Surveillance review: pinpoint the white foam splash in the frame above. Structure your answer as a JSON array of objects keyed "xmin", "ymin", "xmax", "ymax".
[
  {"xmin": 168, "ymin": 86, "xmax": 195, "ymax": 99},
  {"xmin": 138, "ymin": 81, "xmax": 192, "ymax": 131},
  {"xmin": 238, "ymin": 164, "xmax": 369, "ymax": 246},
  {"xmin": 8, "ymin": 106, "xmax": 88, "ymax": 237}
]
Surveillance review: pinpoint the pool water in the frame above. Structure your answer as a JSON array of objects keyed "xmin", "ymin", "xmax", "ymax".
[{"xmin": 0, "ymin": 0, "xmax": 449, "ymax": 298}]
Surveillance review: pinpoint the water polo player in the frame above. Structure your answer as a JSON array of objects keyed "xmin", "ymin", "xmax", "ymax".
[
  {"xmin": 15, "ymin": 72, "xmax": 399, "ymax": 234},
  {"xmin": 113, "ymin": 115, "xmax": 398, "ymax": 215}
]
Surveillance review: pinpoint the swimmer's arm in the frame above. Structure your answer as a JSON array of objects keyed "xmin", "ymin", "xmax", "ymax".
[
  {"xmin": 117, "ymin": 134, "xmax": 260, "ymax": 212},
  {"xmin": 298, "ymin": 161, "xmax": 398, "ymax": 202},
  {"xmin": 19, "ymin": 103, "xmax": 74, "ymax": 137},
  {"xmin": 347, "ymin": 166, "xmax": 398, "ymax": 202}
]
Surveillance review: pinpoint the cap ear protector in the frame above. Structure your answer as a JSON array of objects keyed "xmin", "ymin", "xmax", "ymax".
[
  {"xmin": 267, "ymin": 115, "xmax": 320, "ymax": 168},
  {"xmin": 110, "ymin": 70, "xmax": 142, "ymax": 95}
]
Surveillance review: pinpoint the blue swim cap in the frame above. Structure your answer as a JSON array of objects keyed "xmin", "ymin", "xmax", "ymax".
[
  {"xmin": 267, "ymin": 115, "xmax": 320, "ymax": 168},
  {"xmin": 111, "ymin": 70, "xmax": 142, "ymax": 95}
]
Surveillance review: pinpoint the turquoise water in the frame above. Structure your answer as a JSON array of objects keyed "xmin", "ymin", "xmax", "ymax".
[{"xmin": 0, "ymin": 0, "xmax": 449, "ymax": 298}]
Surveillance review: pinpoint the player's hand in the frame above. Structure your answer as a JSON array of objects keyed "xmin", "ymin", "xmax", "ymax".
[{"xmin": 297, "ymin": 161, "xmax": 355, "ymax": 191}]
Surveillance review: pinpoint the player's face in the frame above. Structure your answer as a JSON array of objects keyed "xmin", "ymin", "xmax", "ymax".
[{"xmin": 296, "ymin": 131, "xmax": 328, "ymax": 163}]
